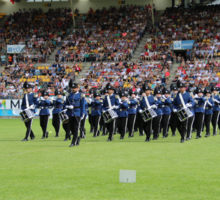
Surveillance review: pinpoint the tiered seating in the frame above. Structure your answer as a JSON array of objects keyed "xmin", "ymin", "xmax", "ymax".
[{"xmin": 55, "ymin": 5, "xmax": 152, "ymax": 62}]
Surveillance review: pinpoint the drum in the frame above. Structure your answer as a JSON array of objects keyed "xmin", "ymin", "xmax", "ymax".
[
  {"xmin": 177, "ymin": 107, "xmax": 193, "ymax": 122},
  {"xmin": 140, "ymin": 108, "xmax": 157, "ymax": 122},
  {"xmin": 102, "ymin": 109, "xmax": 118, "ymax": 123},
  {"xmin": 58, "ymin": 110, "xmax": 69, "ymax": 124},
  {"xmin": 19, "ymin": 108, "xmax": 35, "ymax": 122}
]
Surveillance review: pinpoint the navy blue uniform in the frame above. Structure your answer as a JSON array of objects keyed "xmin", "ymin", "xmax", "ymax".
[
  {"xmin": 128, "ymin": 98, "xmax": 138, "ymax": 137},
  {"xmin": 21, "ymin": 93, "xmax": 38, "ymax": 140},
  {"xmin": 161, "ymin": 97, "xmax": 172, "ymax": 137},
  {"xmin": 103, "ymin": 94, "xmax": 119, "ymax": 141},
  {"xmin": 64, "ymin": 92, "xmax": 86, "ymax": 145},
  {"xmin": 173, "ymin": 92, "xmax": 195, "ymax": 141},
  {"xmin": 37, "ymin": 98, "xmax": 53, "ymax": 138},
  {"xmin": 153, "ymin": 96, "xmax": 163, "ymax": 139},
  {"xmin": 212, "ymin": 95, "xmax": 220, "ymax": 135},
  {"xmin": 194, "ymin": 95, "xmax": 206, "ymax": 138},
  {"xmin": 139, "ymin": 95, "xmax": 156, "ymax": 141},
  {"xmin": 169, "ymin": 93, "xmax": 178, "ymax": 136},
  {"xmin": 52, "ymin": 98, "xmax": 64, "ymax": 137},
  {"xmin": 118, "ymin": 100, "xmax": 129, "ymax": 139},
  {"xmin": 91, "ymin": 98, "xmax": 103, "ymax": 137},
  {"xmin": 204, "ymin": 97, "xmax": 214, "ymax": 136}
]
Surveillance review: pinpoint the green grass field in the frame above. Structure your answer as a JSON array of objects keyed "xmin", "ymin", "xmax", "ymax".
[{"xmin": 1, "ymin": 119, "xmax": 220, "ymax": 200}]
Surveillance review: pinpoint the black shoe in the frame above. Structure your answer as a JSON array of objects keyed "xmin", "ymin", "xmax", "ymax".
[
  {"xmin": 55, "ymin": 135, "xmax": 59, "ymax": 137},
  {"xmin": 172, "ymin": 133, "xmax": 175, "ymax": 137},
  {"xmin": 186, "ymin": 138, "xmax": 190, "ymax": 141},
  {"xmin": 64, "ymin": 139, "xmax": 68, "ymax": 141},
  {"xmin": 165, "ymin": 134, "xmax": 169, "ymax": 138},
  {"xmin": 90, "ymin": 130, "xmax": 94, "ymax": 133},
  {"xmin": 93, "ymin": 135, "xmax": 96, "ymax": 138},
  {"xmin": 22, "ymin": 138, "xmax": 28, "ymax": 141},
  {"xmin": 101, "ymin": 133, "xmax": 105, "ymax": 136},
  {"xmin": 41, "ymin": 137, "xmax": 45, "ymax": 139},
  {"xmin": 97, "ymin": 131, "xmax": 100, "ymax": 137},
  {"xmin": 120, "ymin": 137, "xmax": 124, "ymax": 140},
  {"xmin": 46, "ymin": 132, "xmax": 49, "ymax": 138},
  {"xmin": 163, "ymin": 135, "xmax": 166, "ymax": 138},
  {"xmin": 192, "ymin": 129, "xmax": 196, "ymax": 133},
  {"xmin": 180, "ymin": 139, "xmax": 184, "ymax": 143},
  {"xmin": 107, "ymin": 139, "xmax": 111, "ymax": 142},
  {"xmin": 205, "ymin": 134, "xmax": 209, "ymax": 137},
  {"xmin": 145, "ymin": 138, "xmax": 151, "ymax": 142},
  {"xmin": 69, "ymin": 144, "xmax": 75, "ymax": 147},
  {"xmin": 128, "ymin": 135, "xmax": 133, "ymax": 138},
  {"xmin": 153, "ymin": 137, "xmax": 157, "ymax": 140},
  {"xmin": 139, "ymin": 134, "xmax": 144, "ymax": 136},
  {"xmin": 196, "ymin": 136, "xmax": 200, "ymax": 139},
  {"xmin": 82, "ymin": 135, "xmax": 86, "ymax": 139},
  {"xmin": 213, "ymin": 133, "xmax": 217, "ymax": 136},
  {"xmin": 76, "ymin": 143, "xmax": 79, "ymax": 146},
  {"xmin": 31, "ymin": 136, "xmax": 35, "ymax": 140},
  {"xmin": 134, "ymin": 129, "xmax": 138, "ymax": 132}
]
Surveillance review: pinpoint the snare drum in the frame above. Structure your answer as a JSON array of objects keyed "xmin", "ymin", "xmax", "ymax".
[
  {"xmin": 140, "ymin": 107, "xmax": 157, "ymax": 122},
  {"xmin": 102, "ymin": 109, "xmax": 118, "ymax": 124},
  {"xmin": 58, "ymin": 110, "xmax": 69, "ymax": 124},
  {"xmin": 20, "ymin": 108, "xmax": 35, "ymax": 122},
  {"xmin": 177, "ymin": 107, "xmax": 193, "ymax": 122}
]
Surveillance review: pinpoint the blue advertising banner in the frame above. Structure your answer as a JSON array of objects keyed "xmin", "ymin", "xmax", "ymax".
[{"xmin": 173, "ymin": 40, "xmax": 195, "ymax": 50}]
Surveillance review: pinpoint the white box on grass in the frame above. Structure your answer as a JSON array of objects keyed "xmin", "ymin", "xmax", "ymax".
[{"xmin": 119, "ymin": 170, "xmax": 136, "ymax": 183}]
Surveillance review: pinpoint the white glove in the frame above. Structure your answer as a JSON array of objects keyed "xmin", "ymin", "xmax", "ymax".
[
  {"xmin": 214, "ymin": 99, "xmax": 220, "ymax": 104},
  {"xmin": 139, "ymin": 109, "xmax": 143, "ymax": 113},
  {"xmin": 173, "ymin": 109, "xmax": 177, "ymax": 113},
  {"xmin": 30, "ymin": 105, "xmax": 35, "ymax": 109},
  {"xmin": 162, "ymin": 95, "xmax": 166, "ymax": 99},
  {"xmin": 151, "ymin": 105, "xmax": 157, "ymax": 109},
  {"xmin": 50, "ymin": 97, "xmax": 54, "ymax": 101},
  {"xmin": 81, "ymin": 113, "xmax": 85, "ymax": 120},
  {"xmin": 186, "ymin": 103, "xmax": 192, "ymax": 108},
  {"xmin": 207, "ymin": 101, "xmax": 212, "ymax": 106},
  {"xmin": 112, "ymin": 105, "xmax": 119, "ymax": 109},
  {"xmin": 67, "ymin": 105, "xmax": 74, "ymax": 109}
]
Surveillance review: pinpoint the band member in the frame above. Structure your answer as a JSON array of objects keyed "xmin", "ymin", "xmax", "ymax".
[
  {"xmin": 89, "ymin": 89, "xmax": 94, "ymax": 133},
  {"xmin": 173, "ymin": 82, "xmax": 195, "ymax": 143},
  {"xmin": 204, "ymin": 88, "xmax": 214, "ymax": 137},
  {"xmin": 192, "ymin": 87, "xmax": 205, "ymax": 139},
  {"xmin": 114, "ymin": 88, "xmax": 120, "ymax": 135},
  {"xmin": 212, "ymin": 87, "xmax": 220, "ymax": 136},
  {"xmin": 103, "ymin": 83, "xmax": 119, "ymax": 142},
  {"xmin": 91, "ymin": 90, "xmax": 103, "ymax": 137},
  {"xmin": 37, "ymin": 90, "xmax": 53, "ymax": 139},
  {"xmin": 139, "ymin": 84, "xmax": 157, "ymax": 142},
  {"xmin": 80, "ymin": 93, "xmax": 89, "ymax": 139},
  {"xmin": 64, "ymin": 80, "xmax": 85, "ymax": 147},
  {"xmin": 153, "ymin": 88, "xmax": 163, "ymax": 140},
  {"xmin": 118, "ymin": 91, "xmax": 129, "ymax": 139},
  {"xmin": 161, "ymin": 89, "xmax": 172, "ymax": 138},
  {"xmin": 21, "ymin": 81, "xmax": 38, "ymax": 141},
  {"xmin": 170, "ymin": 86, "xmax": 178, "ymax": 137},
  {"xmin": 128, "ymin": 90, "xmax": 138, "ymax": 137},
  {"xmin": 101, "ymin": 89, "xmax": 109, "ymax": 136},
  {"xmin": 136, "ymin": 90, "xmax": 145, "ymax": 136},
  {"xmin": 52, "ymin": 89, "xmax": 64, "ymax": 137},
  {"xmin": 186, "ymin": 87, "xmax": 195, "ymax": 140}
]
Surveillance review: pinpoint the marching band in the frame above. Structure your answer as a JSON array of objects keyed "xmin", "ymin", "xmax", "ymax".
[{"xmin": 19, "ymin": 80, "xmax": 220, "ymax": 147}]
